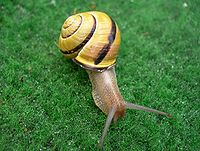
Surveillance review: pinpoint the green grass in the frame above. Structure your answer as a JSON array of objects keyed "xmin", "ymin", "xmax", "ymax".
[{"xmin": 0, "ymin": 0, "xmax": 200, "ymax": 150}]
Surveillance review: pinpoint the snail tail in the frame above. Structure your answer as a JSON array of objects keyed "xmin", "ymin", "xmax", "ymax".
[{"xmin": 125, "ymin": 102, "xmax": 171, "ymax": 117}]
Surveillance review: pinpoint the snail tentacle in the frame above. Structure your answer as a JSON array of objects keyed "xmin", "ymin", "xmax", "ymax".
[
  {"xmin": 99, "ymin": 105, "xmax": 116, "ymax": 149},
  {"xmin": 125, "ymin": 102, "xmax": 171, "ymax": 117}
]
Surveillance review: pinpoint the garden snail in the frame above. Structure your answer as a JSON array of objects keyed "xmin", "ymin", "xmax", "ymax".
[{"xmin": 58, "ymin": 11, "xmax": 171, "ymax": 148}]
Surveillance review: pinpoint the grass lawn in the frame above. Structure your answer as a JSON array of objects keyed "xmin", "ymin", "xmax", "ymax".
[{"xmin": 0, "ymin": 0, "xmax": 200, "ymax": 150}]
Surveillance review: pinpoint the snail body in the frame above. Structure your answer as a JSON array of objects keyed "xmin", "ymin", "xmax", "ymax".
[
  {"xmin": 58, "ymin": 11, "xmax": 170, "ymax": 149},
  {"xmin": 87, "ymin": 67, "xmax": 125, "ymax": 121}
]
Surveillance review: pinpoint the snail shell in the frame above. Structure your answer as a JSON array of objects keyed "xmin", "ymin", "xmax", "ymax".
[{"xmin": 58, "ymin": 11, "xmax": 120, "ymax": 71}]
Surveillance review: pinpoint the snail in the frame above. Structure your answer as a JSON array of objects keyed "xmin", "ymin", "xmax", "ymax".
[{"xmin": 58, "ymin": 11, "xmax": 171, "ymax": 148}]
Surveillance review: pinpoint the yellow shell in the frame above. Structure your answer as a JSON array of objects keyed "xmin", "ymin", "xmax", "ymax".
[{"xmin": 58, "ymin": 11, "xmax": 120, "ymax": 71}]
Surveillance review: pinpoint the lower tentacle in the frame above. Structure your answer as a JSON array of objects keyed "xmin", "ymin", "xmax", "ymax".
[{"xmin": 99, "ymin": 105, "xmax": 117, "ymax": 149}]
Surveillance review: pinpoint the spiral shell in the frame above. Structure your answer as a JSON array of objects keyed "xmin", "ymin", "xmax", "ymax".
[{"xmin": 58, "ymin": 11, "xmax": 120, "ymax": 71}]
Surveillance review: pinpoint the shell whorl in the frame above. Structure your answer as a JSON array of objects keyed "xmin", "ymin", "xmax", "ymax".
[{"xmin": 58, "ymin": 11, "xmax": 120, "ymax": 71}]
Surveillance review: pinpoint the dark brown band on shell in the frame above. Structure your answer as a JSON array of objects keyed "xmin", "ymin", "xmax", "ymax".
[
  {"xmin": 94, "ymin": 17, "xmax": 116, "ymax": 65},
  {"xmin": 60, "ymin": 15, "xmax": 97, "ymax": 55}
]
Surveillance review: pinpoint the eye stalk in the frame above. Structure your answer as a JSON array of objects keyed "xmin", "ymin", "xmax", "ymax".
[{"xmin": 58, "ymin": 11, "xmax": 171, "ymax": 149}]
